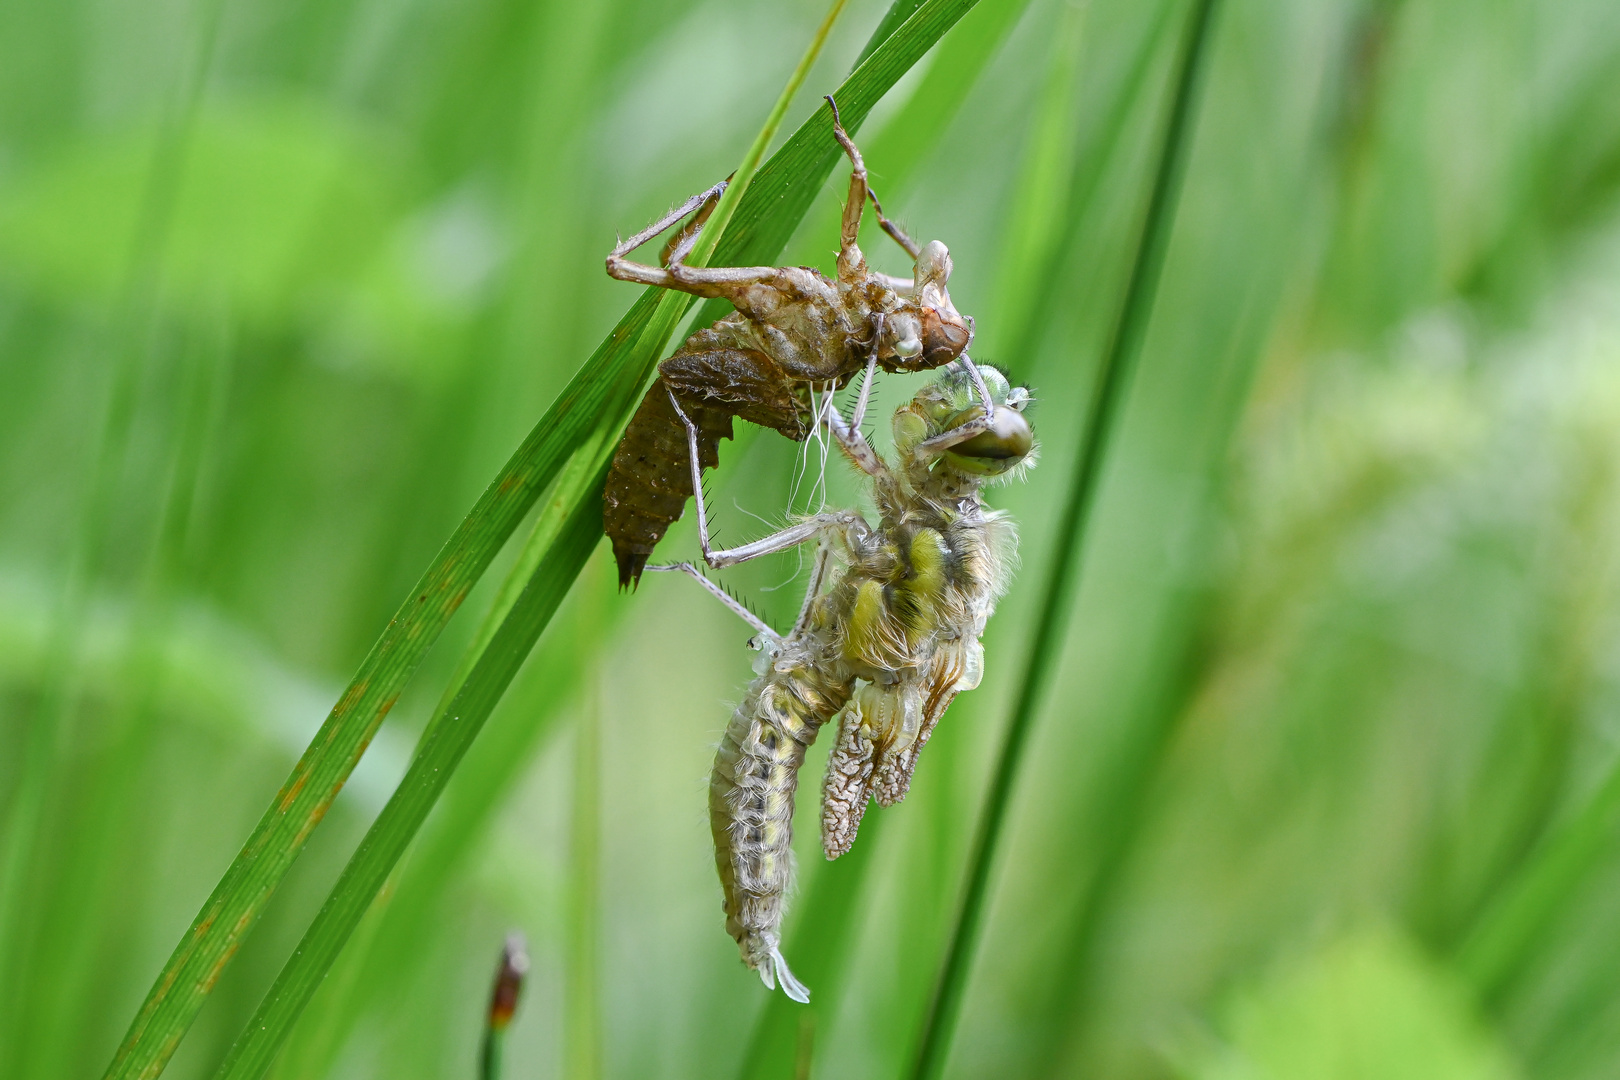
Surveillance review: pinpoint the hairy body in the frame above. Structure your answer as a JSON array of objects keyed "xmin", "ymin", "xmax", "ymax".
[{"xmin": 673, "ymin": 363, "xmax": 1033, "ymax": 999}]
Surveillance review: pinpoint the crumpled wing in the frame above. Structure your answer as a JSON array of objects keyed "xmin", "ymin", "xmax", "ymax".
[
  {"xmin": 820, "ymin": 694, "xmax": 877, "ymax": 860},
  {"xmin": 872, "ymin": 639, "xmax": 979, "ymax": 807}
]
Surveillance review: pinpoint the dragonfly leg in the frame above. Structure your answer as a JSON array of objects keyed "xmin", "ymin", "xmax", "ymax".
[
  {"xmin": 791, "ymin": 540, "xmax": 834, "ymax": 636},
  {"xmin": 606, "ymin": 181, "xmax": 724, "ymax": 266},
  {"xmin": 916, "ymin": 412, "xmax": 992, "ymax": 456},
  {"xmin": 955, "ymin": 319, "xmax": 996, "ymax": 414},
  {"xmin": 665, "ymin": 387, "xmax": 867, "ymax": 570},
  {"xmin": 827, "ymin": 95, "xmax": 920, "ymax": 261},
  {"xmin": 822, "ymin": 398, "xmax": 885, "ymax": 478},
  {"xmin": 642, "ymin": 562, "xmax": 780, "ymax": 645},
  {"xmin": 848, "ymin": 317, "xmax": 882, "ymax": 433},
  {"xmin": 605, "ymin": 181, "xmax": 785, "ymax": 299}
]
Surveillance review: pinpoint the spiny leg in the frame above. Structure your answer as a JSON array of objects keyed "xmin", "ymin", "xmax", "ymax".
[
  {"xmin": 643, "ymin": 562, "xmax": 780, "ymax": 646},
  {"xmin": 961, "ymin": 354, "xmax": 996, "ymax": 414},
  {"xmin": 820, "ymin": 394, "xmax": 885, "ymax": 478},
  {"xmin": 848, "ymin": 314, "xmax": 882, "ymax": 432},
  {"xmin": 779, "ymin": 327, "xmax": 886, "ymax": 479},
  {"xmin": 666, "ymin": 387, "xmax": 866, "ymax": 568},
  {"xmin": 791, "ymin": 540, "xmax": 834, "ymax": 636},
  {"xmin": 826, "ymin": 95, "xmax": 920, "ymax": 260},
  {"xmin": 608, "ymin": 181, "xmax": 726, "ymax": 266},
  {"xmin": 605, "ymin": 180, "xmax": 786, "ymax": 299},
  {"xmin": 916, "ymin": 411, "xmax": 994, "ymax": 457},
  {"xmin": 956, "ymin": 319, "xmax": 996, "ymax": 414},
  {"xmin": 913, "ymin": 353, "xmax": 1010, "ymax": 458},
  {"xmin": 661, "ymin": 176, "xmax": 728, "ymax": 267}
]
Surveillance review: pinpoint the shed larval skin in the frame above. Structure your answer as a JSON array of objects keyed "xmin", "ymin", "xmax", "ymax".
[{"xmin": 602, "ymin": 98, "xmax": 972, "ymax": 588}]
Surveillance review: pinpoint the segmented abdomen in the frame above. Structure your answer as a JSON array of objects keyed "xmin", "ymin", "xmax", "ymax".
[
  {"xmin": 602, "ymin": 326, "xmax": 812, "ymax": 589},
  {"xmin": 709, "ymin": 654, "xmax": 850, "ymax": 998}
]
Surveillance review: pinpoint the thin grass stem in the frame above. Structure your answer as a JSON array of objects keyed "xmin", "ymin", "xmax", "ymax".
[
  {"xmin": 479, "ymin": 935, "xmax": 529, "ymax": 1080},
  {"xmin": 907, "ymin": 1, "xmax": 1223, "ymax": 1076},
  {"xmin": 564, "ymin": 688, "xmax": 601, "ymax": 1080}
]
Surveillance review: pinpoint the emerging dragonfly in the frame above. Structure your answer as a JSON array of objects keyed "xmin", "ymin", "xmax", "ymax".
[
  {"xmin": 603, "ymin": 97, "xmax": 975, "ymax": 588},
  {"xmin": 647, "ymin": 359, "xmax": 1035, "ymax": 1001}
]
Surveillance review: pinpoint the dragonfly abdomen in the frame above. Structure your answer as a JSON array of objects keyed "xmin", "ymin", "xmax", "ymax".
[{"xmin": 709, "ymin": 658, "xmax": 850, "ymax": 1000}]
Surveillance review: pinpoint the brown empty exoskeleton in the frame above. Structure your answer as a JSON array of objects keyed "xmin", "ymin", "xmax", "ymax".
[{"xmin": 602, "ymin": 97, "xmax": 973, "ymax": 588}]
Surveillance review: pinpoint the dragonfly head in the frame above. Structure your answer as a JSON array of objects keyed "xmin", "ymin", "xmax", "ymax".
[
  {"xmin": 899, "ymin": 363, "xmax": 1036, "ymax": 479},
  {"xmin": 943, "ymin": 404, "xmax": 1033, "ymax": 476}
]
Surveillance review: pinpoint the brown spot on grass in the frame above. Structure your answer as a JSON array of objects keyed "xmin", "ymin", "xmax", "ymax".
[
  {"xmin": 278, "ymin": 770, "xmax": 309, "ymax": 813},
  {"xmin": 331, "ymin": 678, "xmax": 369, "ymax": 719}
]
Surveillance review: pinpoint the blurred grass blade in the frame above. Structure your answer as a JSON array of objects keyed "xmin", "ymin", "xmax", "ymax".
[
  {"xmin": 1456, "ymin": 764, "xmax": 1620, "ymax": 998},
  {"xmin": 270, "ymin": 570, "xmax": 619, "ymax": 1080},
  {"xmin": 0, "ymin": 0, "xmax": 226, "ymax": 1054},
  {"xmin": 987, "ymin": 0, "xmax": 1090, "ymax": 340},
  {"xmin": 212, "ymin": 452, "xmax": 608, "ymax": 1080},
  {"xmin": 908, "ymin": 1, "xmax": 1223, "ymax": 1077},
  {"xmin": 1000, "ymin": 0, "xmax": 1178, "ymax": 362},
  {"xmin": 860, "ymin": 0, "xmax": 1031, "ymax": 193},
  {"xmin": 565, "ymin": 685, "xmax": 601, "ymax": 1080},
  {"xmin": 100, "ymin": 312, "xmax": 641, "ymax": 1080}
]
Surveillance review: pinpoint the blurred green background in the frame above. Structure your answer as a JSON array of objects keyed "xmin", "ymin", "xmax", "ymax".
[{"xmin": 5, "ymin": 0, "xmax": 1620, "ymax": 1077}]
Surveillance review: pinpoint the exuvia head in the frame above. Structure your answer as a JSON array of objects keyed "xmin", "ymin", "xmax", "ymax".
[
  {"xmin": 883, "ymin": 240, "xmax": 970, "ymax": 372},
  {"xmin": 914, "ymin": 241, "xmax": 970, "ymax": 367},
  {"xmin": 914, "ymin": 240, "xmax": 952, "ymax": 289}
]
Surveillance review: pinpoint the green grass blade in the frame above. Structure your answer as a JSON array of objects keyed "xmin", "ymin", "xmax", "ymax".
[
  {"xmin": 854, "ymin": 0, "xmax": 927, "ymax": 69},
  {"xmin": 860, "ymin": 0, "xmax": 1032, "ymax": 194},
  {"xmin": 998, "ymin": 0, "xmax": 1179, "ymax": 363},
  {"xmin": 213, "ymin": 453, "xmax": 609, "ymax": 1080},
  {"xmin": 270, "ymin": 568, "xmax": 619, "ymax": 1080},
  {"xmin": 907, "ymin": 1, "xmax": 1224, "ymax": 1077},
  {"xmin": 99, "ymin": 308, "xmax": 648, "ymax": 1080},
  {"xmin": 99, "ymin": 297, "xmax": 652, "ymax": 1080},
  {"xmin": 1456, "ymin": 764, "xmax": 1620, "ymax": 998}
]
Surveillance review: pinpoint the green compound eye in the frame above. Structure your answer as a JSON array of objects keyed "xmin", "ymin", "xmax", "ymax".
[{"xmin": 946, "ymin": 405, "xmax": 1033, "ymax": 473}]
